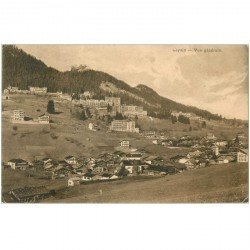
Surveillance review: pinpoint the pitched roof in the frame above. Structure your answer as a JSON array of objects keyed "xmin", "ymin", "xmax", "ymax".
[{"xmin": 239, "ymin": 149, "xmax": 248, "ymax": 155}]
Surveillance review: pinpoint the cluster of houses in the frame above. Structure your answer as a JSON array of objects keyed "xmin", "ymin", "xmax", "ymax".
[
  {"xmin": 5, "ymin": 130, "xmax": 248, "ymax": 189},
  {"xmin": 151, "ymin": 132, "xmax": 248, "ymax": 167},
  {"xmin": 4, "ymin": 151, "xmax": 181, "ymax": 187}
]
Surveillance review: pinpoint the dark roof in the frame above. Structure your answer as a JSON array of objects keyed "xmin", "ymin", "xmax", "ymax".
[
  {"xmin": 38, "ymin": 113, "xmax": 49, "ymax": 117},
  {"xmin": 239, "ymin": 149, "xmax": 248, "ymax": 155},
  {"xmin": 126, "ymin": 153, "xmax": 142, "ymax": 157},
  {"xmin": 65, "ymin": 155, "xmax": 75, "ymax": 159},
  {"xmin": 9, "ymin": 158, "xmax": 27, "ymax": 164},
  {"xmin": 122, "ymin": 160, "xmax": 142, "ymax": 166},
  {"xmin": 101, "ymin": 173, "xmax": 112, "ymax": 178},
  {"xmin": 84, "ymin": 172, "xmax": 95, "ymax": 177}
]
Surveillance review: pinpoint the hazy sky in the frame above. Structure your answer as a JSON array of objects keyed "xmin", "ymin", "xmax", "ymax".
[{"xmin": 18, "ymin": 45, "xmax": 248, "ymax": 120}]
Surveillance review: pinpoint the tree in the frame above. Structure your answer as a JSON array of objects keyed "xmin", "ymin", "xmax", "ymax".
[
  {"xmin": 171, "ymin": 115, "xmax": 177, "ymax": 124},
  {"xmin": 201, "ymin": 121, "xmax": 206, "ymax": 128},
  {"xmin": 47, "ymin": 100, "xmax": 55, "ymax": 114},
  {"xmin": 178, "ymin": 115, "xmax": 190, "ymax": 124},
  {"xmin": 85, "ymin": 107, "xmax": 91, "ymax": 118},
  {"xmin": 189, "ymin": 126, "xmax": 192, "ymax": 131},
  {"xmin": 80, "ymin": 110, "xmax": 86, "ymax": 120},
  {"xmin": 107, "ymin": 104, "xmax": 112, "ymax": 112},
  {"xmin": 115, "ymin": 112, "xmax": 124, "ymax": 120}
]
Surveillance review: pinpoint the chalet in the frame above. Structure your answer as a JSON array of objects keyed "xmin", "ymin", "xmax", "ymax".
[
  {"xmin": 152, "ymin": 139, "xmax": 158, "ymax": 145},
  {"xmin": 10, "ymin": 186, "xmax": 54, "ymax": 202},
  {"xmin": 7, "ymin": 159, "xmax": 29, "ymax": 170},
  {"xmin": 122, "ymin": 160, "xmax": 137, "ymax": 174},
  {"xmin": 68, "ymin": 177, "xmax": 81, "ymax": 187},
  {"xmin": 89, "ymin": 123, "xmax": 98, "ymax": 131},
  {"xmin": 143, "ymin": 155, "xmax": 163, "ymax": 165},
  {"xmin": 121, "ymin": 160, "xmax": 143, "ymax": 174},
  {"xmin": 38, "ymin": 114, "xmax": 50, "ymax": 124},
  {"xmin": 187, "ymin": 150, "xmax": 202, "ymax": 159},
  {"xmin": 216, "ymin": 155, "xmax": 229, "ymax": 164},
  {"xmin": 124, "ymin": 153, "xmax": 142, "ymax": 161},
  {"xmin": 64, "ymin": 155, "xmax": 78, "ymax": 165},
  {"xmin": 216, "ymin": 141, "xmax": 228, "ymax": 147},
  {"xmin": 237, "ymin": 149, "xmax": 248, "ymax": 163},
  {"xmin": 3, "ymin": 88, "xmax": 10, "ymax": 95},
  {"xmin": 185, "ymin": 159, "xmax": 196, "ymax": 169},
  {"xmin": 42, "ymin": 158, "xmax": 53, "ymax": 169},
  {"xmin": 82, "ymin": 172, "xmax": 95, "ymax": 181},
  {"xmin": 93, "ymin": 166, "xmax": 105, "ymax": 174},
  {"xmin": 120, "ymin": 140, "xmax": 130, "ymax": 148},
  {"xmin": 100, "ymin": 173, "xmax": 112, "ymax": 180}
]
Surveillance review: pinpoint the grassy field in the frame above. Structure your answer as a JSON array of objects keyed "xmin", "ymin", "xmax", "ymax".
[{"xmin": 44, "ymin": 163, "xmax": 248, "ymax": 203}]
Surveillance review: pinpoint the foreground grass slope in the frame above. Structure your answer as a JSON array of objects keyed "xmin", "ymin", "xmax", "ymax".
[{"xmin": 42, "ymin": 163, "xmax": 248, "ymax": 203}]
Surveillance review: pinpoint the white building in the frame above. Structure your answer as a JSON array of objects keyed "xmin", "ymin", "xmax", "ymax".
[
  {"xmin": 121, "ymin": 105, "xmax": 147, "ymax": 118},
  {"xmin": 68, "ymin": 177, "xmax": 81, "ymax": 187},
  {"xmin": 12, "ymin": 110, "xmax": 25, "ymax": 121},
  {"xmin": 110, "ymin": 120, "xmax": 139, "ymax": 133},
  {"xmin": 38, "ymin": 114, "xmax": 50, "ymax": 124},
  {"xmin": 120, "ymin": 140, "xmax": 130, "ymax": 148},
  {"xmin": 79, "ymin": 99, "xmax": 108, "ymax": 108},
  {"xmin": 89, "ymin": 123, "xmax": 98, "ymax": 131},
  {"xmin": 29, "ymin": 86, "xmax": 47, "ymax": 94},
  {"xmin": 237, "ymin": 149, "xmax": 248, "ymax": 163}
]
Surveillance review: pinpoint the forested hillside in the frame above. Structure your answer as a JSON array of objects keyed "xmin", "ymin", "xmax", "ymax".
[{"xmin": 2, "ymin": 45, "xmax": 223, "ymax": 120}]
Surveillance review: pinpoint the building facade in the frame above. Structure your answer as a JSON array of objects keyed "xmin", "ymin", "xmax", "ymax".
[
  {"xmin": 12, "ymin": 110, "xmax": 25, "ymax": 121},
  {"xmin": 121, "ymin": 105, "xmax": 147, "ymax": 118},
  {"xmin": 237, "ymin": 149, "xmax": 248, "ymax": 162},
  {"xmin": 38, "ymin": 114, "xmax": 50, "ymax": 124},
  {"xmin": 110, "ymin": 120, "xmax": 139, "ymax": 133},
  {"xmin": 79, "ymin": 99, "xmax": 108, "ymax": 108},
  {"xmin": 105, "ymin": 97, "xmax": 121, "ymax": 113},
  {"xmin": 120, "ymin": 140, "xmax": 130, "ymax": 148},
  {"xmin": 29, "ymin": 86, "xmax": 47, "ymax": 94}
]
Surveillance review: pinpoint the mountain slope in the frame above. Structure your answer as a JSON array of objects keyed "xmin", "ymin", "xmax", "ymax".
[{"xmin": 2, "ymin": 45, "xmax": 222, "ymax": 120}]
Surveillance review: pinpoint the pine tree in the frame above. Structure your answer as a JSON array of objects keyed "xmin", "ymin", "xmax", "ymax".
[{"xmin": 47, "ymin": 100, "xmax": 55, "ymax": 114}]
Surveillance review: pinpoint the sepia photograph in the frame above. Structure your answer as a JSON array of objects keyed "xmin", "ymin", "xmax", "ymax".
[{"xmin": 1, "ymin": 44, "xmax": 248, "ymax": 203}]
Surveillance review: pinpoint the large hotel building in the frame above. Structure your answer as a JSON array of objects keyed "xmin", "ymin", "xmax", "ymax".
[{"xmin": 110, "ymin": 120, "xmax": 139, "ymax": 133}]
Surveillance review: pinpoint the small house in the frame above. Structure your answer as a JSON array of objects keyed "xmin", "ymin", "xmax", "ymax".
[
  {"xmin": 68, "ymin": 177, "xmax": 81, "ymax": 187},
  {"xmin": 237, "ymin": 149, "xmax": 248, "ymax": 162},
  {"xmin": 64, "ymin": 155, "xmax": 78, "ymax": 165},
  {"xmin": 7, "ymin": 159, "xmax": 29, "ymax": 170},
  {"xmin": 82, "ymin": 172, "xmax": 95, "ymax": 181},
  {"xmin": 38, "ymin": 114, "xmax": 50, "ymax": 124},
  {"xmin": 120, "ymin": 140, "xmax": 130, "ymax": 148}
]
